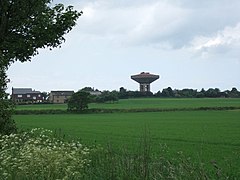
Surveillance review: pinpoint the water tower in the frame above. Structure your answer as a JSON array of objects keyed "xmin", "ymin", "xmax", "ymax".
[{"xmin": 131, "ymin": 72, "xmax": 159, "ymax": 92}]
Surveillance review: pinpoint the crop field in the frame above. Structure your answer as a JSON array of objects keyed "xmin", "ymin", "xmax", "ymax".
[
  {"xmin": 13, "ymin": 98, "xmax": 240, "ymax": 176},
  {"xmin": 14, "ymin": 109, "xmax": 240, "ymax": 172},
  {"xmin": 16, "ymin": 98, "xmax": 240, "ymax": 110}
]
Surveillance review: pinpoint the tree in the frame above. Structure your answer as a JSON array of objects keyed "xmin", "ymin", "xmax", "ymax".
[
  {"xmin": 80, "ymin": 87, "xmax": 95, "ymax": 92},
  {"xmin": 229, "ymin": 87, "xmax": 240, "ymax": 98},
  {"xmin": 205, "ymin": 88, "xmax": 221, "ymax": 98},
  {"xmin": 0, "ymin": 67, "xmax": 16, "ymax": 134},
  {"xmin": 96, "ymin": 91, "xmax": 119, "ymax": 103},
  {"xmin": 0, "ymin": 0, "xmax": 82, "ymax": 134},
  {"xmin": 68, "ymin": 91, "xmax": 91, "ymax": 111},
  {"xmin": 161, "ymin": 87, "xmax": 174, "ymax": 97},
  {"xmin": 119, "ymin": 87, "xmax": 128, "ymax": 99}
]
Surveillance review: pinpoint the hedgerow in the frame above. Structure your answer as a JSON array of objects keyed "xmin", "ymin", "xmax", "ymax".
[{"xmin": 13, "ymin": 106, "xmax": 240, "ymax": 115}]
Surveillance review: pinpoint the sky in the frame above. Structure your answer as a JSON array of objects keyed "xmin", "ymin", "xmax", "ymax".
[{"xmin": 7, "ymin": 0, "xmax": 240, "ymax": 93}]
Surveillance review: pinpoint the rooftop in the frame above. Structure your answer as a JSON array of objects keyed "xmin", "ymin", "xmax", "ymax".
[
  {"xmin": 12, "ymin": 88, "xmax": 41, "ymax": 95},
  {"xmin": 50, "ymin": 91, "xmax": 74, "ymax": 96},
  {"xmin": 131, "ymin": 72, "xmax": 159, "ymax": 83}
]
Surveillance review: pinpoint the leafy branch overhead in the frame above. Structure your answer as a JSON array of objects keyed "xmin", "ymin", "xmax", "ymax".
[
  {"xmin": 0, "ymin": 0, "xmax": 82, "ymax": 135},
  {"xmin": 0, "ymin": 0, "xmax": 82, "ymax": 65}
]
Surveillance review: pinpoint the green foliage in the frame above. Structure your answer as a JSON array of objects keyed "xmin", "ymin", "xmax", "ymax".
[
  {"xmin": 68, "ymin": 91, "xmax": 91, "ymax": 111},
  {"xmin": 118, "ymin": 87, "xmax": 240, "ymax": 98},
  {"xmin": 95, "ymin": 91, "xmax": 119, "ymax": 103},
  {"xmin": 0, "ymin": 66, "xmax": 16, "ymax": 134},
  {"xmin": 0, "ymin": 0, "xmax": 81, "ymax": 134},
  {"xmin": 0, "ymin": 98, "xmax": 16, "ymax": 134},
  {"xmin": 0, "ymin": 128, "xmax": 91, "ymax": 179},
  {"xmin": 0, "ymin": 0, "xmax": 82, "ymax": 64},
  {"xmin": 80, "ymin": 87, "xmax": 95, "ymax": 92},
  {"xmin": 155, "ymin": 87, "xmax": 240, "ymax": 98}
]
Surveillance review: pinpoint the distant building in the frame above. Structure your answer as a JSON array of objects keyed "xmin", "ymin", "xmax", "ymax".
[
  {"xmin": 12, "ymin": 88, "xmax": 44, "ymax": 103},
  {"xmin": 89, "ymin": 91, "xmax": 102, "ymax": 96},
  {"xmin": 49, "ymin": 91, "xmax": 74, "ymax": 104},
  {"xmin": 131, "ymin": 72, "xmax": 159, "ymax": 92}
]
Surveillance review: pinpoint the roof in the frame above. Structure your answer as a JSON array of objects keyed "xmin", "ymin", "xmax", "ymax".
[
  {"xmin": 12, "ymin": 88, "xmax": 41, "ymax": 95},
  {"xmin": 132, "ymin": 72, "xmax": 159, "ymax": 77},
  {"xmin": 131, "ymin": 72, "xmax": 159, "ymax": 83},
  {"xmin": 50, "ymin": 91, "xmax": 74, "ymax": 96}
]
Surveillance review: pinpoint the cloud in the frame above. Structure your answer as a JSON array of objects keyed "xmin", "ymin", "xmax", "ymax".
[
  {"xmin": 188, "ymin": 23, "xmax": 240, "ymax": 57},
  {"xmin": 54, "ymin": 0, "xmax": 240, "ymax": 50},
  {"xmin": 80, "ymin": 1, "xmax": 239, "ymax": 44},
  {"xmin": 72, "ymin": 0, "xmax": 190, "ymax": 47}
]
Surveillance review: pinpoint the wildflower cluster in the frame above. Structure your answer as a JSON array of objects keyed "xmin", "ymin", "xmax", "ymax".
[{"xmin": 0, "ymin": 128, "xmax": 91, "ymax": 179}]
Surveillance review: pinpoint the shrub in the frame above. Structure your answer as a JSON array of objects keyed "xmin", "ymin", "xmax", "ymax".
[{"xmin": 0, "ymin": 128, "xmax": 91, "ymax": 179}]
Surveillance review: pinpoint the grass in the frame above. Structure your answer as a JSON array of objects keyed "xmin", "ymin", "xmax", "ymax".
[
  {"xmin": 14, "ymin": 110, "xmax": 240, "ymax": 174},
  {"xmin": 2, "ymin": 128, "xmax": 232, "ymax": 179},
  {"xmin": 90, "ymin": 98, "xmax": 240, "ymax": 109},
  {"xmin": 16, "ymin": 103, "xmax": 67, "ymax": 110},
  {"xmin": 13, "ymin": 98, "xmax": 240, "ymax": 177},
  {"xmin": 15, "ymin": 98, "xmax": 240, "ymax": 110}
]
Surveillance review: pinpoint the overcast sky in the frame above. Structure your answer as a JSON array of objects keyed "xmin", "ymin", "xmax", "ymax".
[{"xmin": 7, "ymin": 0, "xmax": 240, "ymax": 93}]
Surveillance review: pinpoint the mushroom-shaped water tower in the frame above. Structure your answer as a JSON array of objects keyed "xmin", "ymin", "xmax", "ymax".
[{"xmin": 131, "ymin": 72, "xmax": 159, "ymax": 92}]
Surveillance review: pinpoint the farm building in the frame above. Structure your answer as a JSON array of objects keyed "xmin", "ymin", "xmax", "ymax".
[
  {"xmin": 11, "ymin": 88, "xmax": 44, "ymax": 103},
  {"xmin": 49, "ymin": 91, "xmax": 74, "ymax": 104}
]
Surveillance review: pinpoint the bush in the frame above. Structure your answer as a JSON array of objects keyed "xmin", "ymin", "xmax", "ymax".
[{"xmin": 0, "ymin": 128, "xmax": 91, "ymax": 179}]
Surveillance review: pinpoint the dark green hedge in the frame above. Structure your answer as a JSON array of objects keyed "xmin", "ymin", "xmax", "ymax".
[{"xmin": 13, "ymin": 106, "xmax": 240, "ymax": 115}]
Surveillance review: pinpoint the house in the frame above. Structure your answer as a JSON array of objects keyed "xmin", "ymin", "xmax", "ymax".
[
  {"xmin": 49, "ymin": 91, "xmax": 74, "ymax": 104},
  {"xmin": 89, "ymin": 91, "xmax": 102, "ymax": 96},
  {"xmin": 12, "ymin": 88, "xmax": 44, "ymax": 103}
]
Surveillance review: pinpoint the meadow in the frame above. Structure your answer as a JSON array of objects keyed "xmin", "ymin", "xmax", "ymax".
[
  {"xmin": 13, "ymin": 98, "xmax": 240, "ymax": 178},
  {"xmin": 15, "ymin": 98, "xmax": 240, "ymax": 110}
]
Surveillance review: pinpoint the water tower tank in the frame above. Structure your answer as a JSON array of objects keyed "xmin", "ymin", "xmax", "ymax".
[{"xmin": 131, "ymin": 72, "xmax": 159, "ymax": 92}]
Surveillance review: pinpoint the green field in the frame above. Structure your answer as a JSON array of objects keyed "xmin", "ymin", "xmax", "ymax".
[
  {"xmin": 14, "ymin": 98, "xmax": 240, "ymax": 175},
  {"xmin": 15, "ymin": 110, "xmax": 240, "ymax": 171},
  {"xmin": 16, "ymin": 98, "xmax": 240, "ymax": 110}
]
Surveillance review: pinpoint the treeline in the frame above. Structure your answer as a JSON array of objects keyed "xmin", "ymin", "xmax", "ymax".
[
  {"xmin": 154, "ymin": 87, "xmax": 240, "ymax": 98},
  {"xmin": 82, "ymin": 87, "xmax": 240, "ymax": 103}
]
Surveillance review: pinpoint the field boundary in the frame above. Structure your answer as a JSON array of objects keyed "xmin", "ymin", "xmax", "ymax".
[{"xmin": 13, "ymin": 106, "xmax": 240, "ymax": 115}]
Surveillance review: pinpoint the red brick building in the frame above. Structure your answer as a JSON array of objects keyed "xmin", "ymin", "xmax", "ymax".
[{"xmin": 11, "ymin": 88, "xmax": 44, "ymax": 103}]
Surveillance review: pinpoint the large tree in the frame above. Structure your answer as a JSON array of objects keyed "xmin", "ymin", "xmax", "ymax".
[
  {"xmin": 0, "ymin": 0, "xmax": 82, "ymax": 134},
  {"xmin": 68, "ymin": 91, "xmax": 91, "ymax": 112}
]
